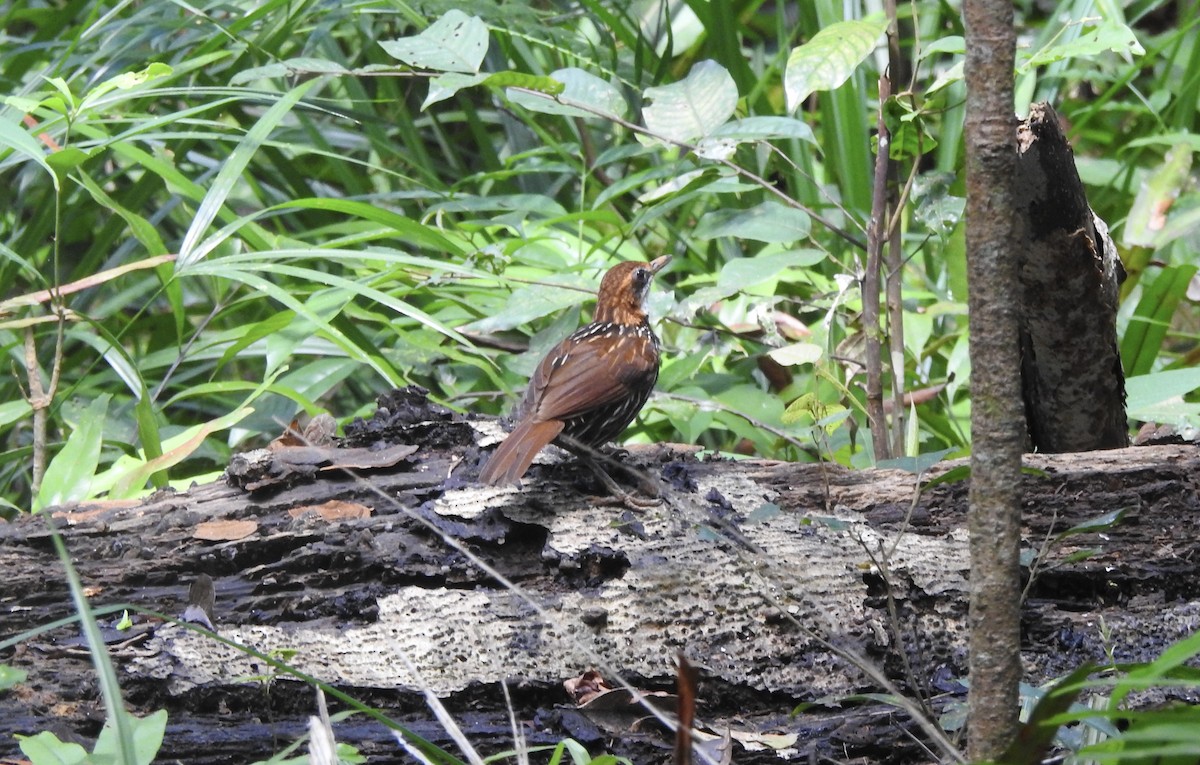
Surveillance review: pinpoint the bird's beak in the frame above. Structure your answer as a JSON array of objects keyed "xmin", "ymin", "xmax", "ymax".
[{"xmin": 648, "ymin": 254, "xmax": 672, "ymax": 275}]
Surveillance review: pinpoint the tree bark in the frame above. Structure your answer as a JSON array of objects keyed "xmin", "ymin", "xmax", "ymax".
[
  {"xmin": 2, "ymin": 396, "xmax": 1200, "ymax": 763},
  {"xmin": 963, "ymin": 0, "xmax": 1023, "ymax": 757}
]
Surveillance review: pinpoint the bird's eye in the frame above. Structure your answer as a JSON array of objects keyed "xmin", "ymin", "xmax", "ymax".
[{"xmin": 633, "ymin": 268, "xmax": 651, "ymax": 288}]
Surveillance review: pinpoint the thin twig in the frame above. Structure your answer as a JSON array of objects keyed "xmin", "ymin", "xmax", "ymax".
[{"xmin": 865, "ymin": 72, "xmax": 893, "ymax": 462}]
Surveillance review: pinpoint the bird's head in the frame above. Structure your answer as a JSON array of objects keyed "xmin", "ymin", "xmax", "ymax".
[{"xmin": 594, "ymin": 254, "xmax": 671, "ymax": 325}]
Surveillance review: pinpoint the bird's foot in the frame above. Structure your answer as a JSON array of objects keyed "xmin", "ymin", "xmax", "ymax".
[
  {"xmin": 575, "ymin": 452, "xmax": 662, "ymax": 510},
  {"xmin": 590, "ymin": 487, "xmax": 663, "ymax": 510}
]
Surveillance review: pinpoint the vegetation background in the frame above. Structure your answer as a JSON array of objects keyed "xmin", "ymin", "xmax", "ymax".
[
  {"xmin": 2, "ymin": 0, "xmax": 1200, "ymax": 760},
  {"xmin": 1, "ymin": 0, "xmax": 1195, "ymax": 514}
]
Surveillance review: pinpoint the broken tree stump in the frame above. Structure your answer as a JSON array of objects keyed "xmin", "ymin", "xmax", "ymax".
[{"xmin": 1015, "ymin": 101, "xmax": 1128, "ymax": 453}]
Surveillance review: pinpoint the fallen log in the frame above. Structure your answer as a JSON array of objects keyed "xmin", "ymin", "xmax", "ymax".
[{"xmin": 2, "ymin": 391, "xmax": 1199, "ymax": 763}]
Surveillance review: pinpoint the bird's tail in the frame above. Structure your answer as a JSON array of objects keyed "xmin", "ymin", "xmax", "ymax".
[{"xmin": 478, "ymin": 419, "xmax": 565, "ymax": 485}]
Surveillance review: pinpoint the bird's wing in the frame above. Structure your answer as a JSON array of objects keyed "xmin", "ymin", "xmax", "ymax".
[{"xmin": 520, "ymin": 331, "xmax": 657, "ymax": 424}]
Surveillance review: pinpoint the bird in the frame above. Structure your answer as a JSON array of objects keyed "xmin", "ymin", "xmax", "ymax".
[{"xmin": 478, "ymin": 255, "xmax": 671, "ymax": 505}]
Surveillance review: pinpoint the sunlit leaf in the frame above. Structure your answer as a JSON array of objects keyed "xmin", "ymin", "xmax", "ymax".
[
  {"xmin": 767, "ymin": 343, "xmax": 823, "ymax": 366},
  {"xmin": 695, "ymin": 201, "xmax": 811, "ymax": 243},
  {"xmin": 36, "ymin": 394, "xmax": 110, "ymax": 510},
  {"xmin": 785, "ymin": 16, "xmax": 887, "ymax": 112},
  {"xmin": 508, "ymin": 68, "xmax": 627, "ymax": 120},
  {"xmin": 379, "ymin": 11, "xmax": 489, "ymax": 74},
  {"xmin": 1023, "ymin": 19, "xmax": 1144, "ymax": 69},
  {"xmin": 643, "ymin": 60, "xmax": 738, "ymax": 142},
  {"xmin": 1123, "ymin": 143, "xmax": 1191, "ymax": 248}
]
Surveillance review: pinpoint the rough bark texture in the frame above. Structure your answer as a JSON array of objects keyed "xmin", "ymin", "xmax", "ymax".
[
  {"xmin": 1016, "ymin": 102, "xmax": 1128, "ymax": 453},
  {"xmin": 963, "ymin": 0, "xmax": 1024, "ymax": 758},
  {"xmin": 3, "ymin": 394, "xmax": 1200, "ymax": 763}
]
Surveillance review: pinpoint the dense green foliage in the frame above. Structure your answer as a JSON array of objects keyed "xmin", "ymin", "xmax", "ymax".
[{"xmin": 0, "ymin": 0, "xmax": 1195, "ymax": 514}]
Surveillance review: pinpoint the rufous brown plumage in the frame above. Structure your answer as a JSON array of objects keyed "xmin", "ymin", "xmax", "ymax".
[{"xmin": 478, "ymin": 255, "xmax": 671, "ymax": 488}]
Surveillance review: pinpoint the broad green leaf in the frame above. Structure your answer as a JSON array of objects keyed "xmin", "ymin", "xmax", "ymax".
[
  {"xmin": 0, "ymin": 399, "xmax": 32, "ymax": 428},
  {"xmin": 95, "ymin": 406, "xmax": 255, "ymax": 499},
  {"xmin": 36, "ymin": 394, "xmax": 111, "ymax": 511},
  {"xmin": 714, "ymin": 250, "xmax": 825, "ymax": 293},
  {"xmin": 0, "ymin": 664, "xmax": 27, "ymax": 690},
  {"xmin": 230, "ymin": 58, "xmax": 346, "ymax": 86},
  {"xmin": 424, "ymin": 72, "xmax": 488, "ymax": 108},
  {"xmin": 643, "ymin": 60, "xmax": 738, "ymax": 143},
  {"xmin": 80, "ymin": 62, "xmax": 173, "ymax": 105},
  {"xmin": 1126, "ymin": 368, "xmax": 1200, "ymax": 423},
  {"xmin": 876, "ymin": 447, "xmax": 956, "ymax": 474},
  {"xmin": 785, "ymin": 16, "xmax": 887, "ymax": 112},
  {"xmin": 1123, "ymin": 143, "xmax": 1191, "ymax": 248},
  {"xmin": 0, "ymin": 117, "xmax": 58, "ymax": 189},
  {"xmin": 459, "ymin": 281, "xmax": 589, "ymax": 334},
  {"xmin": 1023, "ymin": 20, "xmax": 1144, "ymax": 69},
  {"xmin": 636, "ymin": 168, "xmax": 711, "ymax": 204},
  {"xmin": 508, "ymin": 68, "xmax": 627, "ymax": 120},
  {"xmin": 706, "ymin": 116, "xmax": 816, "ymax": 143},
  {"xmin": 379, "ymin": 11, "xmax": 489, "ymax": 74},
  {"xmin": 93, "ymin": 709, "xmax": 168, "ymax": 765},
  {"xmin": 44, "ymin": 146, "xmax": 90, "ymax": 174},
  {"xmin": 17, "ymin": 731, "xmax": 88, "ymax": 765},
  {"xmin": 920, "ymin": 36, "xmax": 964, "ymax": 58},
  {"xmin": 767, "ymin": 343, "xmax": 823, "ymax": 366},
  {"xmin": 694, "ymin": 201, "xmax": 811, "ymax": 242},
  {"xmin": 714, "ymin": 384, "xmax": 785, "ymax": 426}
]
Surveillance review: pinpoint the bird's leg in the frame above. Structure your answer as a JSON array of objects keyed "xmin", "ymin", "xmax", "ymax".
[
  {"xmin": 561, "ymin": 436, "xmax": 662, "ymax": 508},
  {"xmin": 574, "ymin": 450, "xmax": 663, "ymax": 509}
]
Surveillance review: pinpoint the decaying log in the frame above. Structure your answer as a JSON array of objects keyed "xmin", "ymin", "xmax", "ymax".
[
  {"xmin": 1016, "ymin": 102, "xmax": 1128, "ymax": 452},
  {"xmin": 2, "ymin": 391, "xmax": 1199, "ymax": 763}
]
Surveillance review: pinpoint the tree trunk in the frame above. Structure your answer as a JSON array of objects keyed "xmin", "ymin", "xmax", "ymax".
[{"xmin": 963, "ymin": 0, "xmax": 1024, "ymax": 757}]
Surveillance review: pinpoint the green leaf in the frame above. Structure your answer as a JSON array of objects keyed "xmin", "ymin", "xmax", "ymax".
[
  {"xmin": 716, "ymin": 250, "xmax": 822, "ymax": 292},
  {"xmin": 694, "ymin": 201, "xmax": 811, "ymax": 242},
  {"xmin": 1000, "ymin": 664, "xmax": 1095, "ymax": 765},
  {"xmin": 508, "ymin": 67, "xmax": 627, "ymax": 120},
  {"xmin": 460, "ymin": 279, "xmax": 589, "ymax": 334},
  {"xmin": 1121, "ymin": 264, "xmax": 1197, "ymax": 376},
  {"xmin": 1126, "ymin": 367, "xmax": 1200, "ymax": 422},
  {"xmin": 379, "ymin": 11, "xmax": 489, "ymax": 74},
  {"xmin": 643, "ymin": 59, "xmax": 738, "ymax": 142},
  {"xmin": 230, "ymin": 58, "xmax": 346, "ymax": 86},
  {"xmin": 1123, "ymin": 143, "xmax": 1191, "ymax": 248},
  {"xmin": 36, "ymin": 393, "xmax": 111, "ymax": 511},
  {"xmin": 706, "ymin": 116, "xmax": 816, "ymax": 143},
  {"xmin": 0, "ymin": 399, "xmax": 33, "ymax": 428},
  {"xmin": 1023, "ymin": 19, "xmax": 1144, "ymax": 69},
  {"xmin": 0, "ymin": 116, "xmax": 58, "ymax": 189},
  {"xmin": 93, "ymin": 709, "xmax": 168, "ymax": 765},
  {"xmin": 876, "ymin": 447, "xmax": 957, "ymax": 474},
  {"xmin": 767, "ymin": 343, "xmax": 823, "ymax": 367},
  {"xmin": 423, "ymin": 72, "xmax": 488, "ymax": 108},
  {"xmin": 95, "ymin": 407, "xmax": 254, "ymax": 499},
  {"xmin": 176, "ymin": 78, "xmax": 323, "ymax": 270},
  {"xmin": 44, "ymin": 146, "xmax": 91, "ymax": 174},
  {"xmin": 0, "ymin": 664, "xmax": 27, "ymax": 691},
  {"xmin": 1058, "ymin": 508, "xmax": 1127, "ymax": 538},
  {"xmin": 17, "ymin": 730, "xmax": 88, "ymax": 765},
  {"xmin": 785, "ymin": 15, "xmax": 887, "ymax": 112}
]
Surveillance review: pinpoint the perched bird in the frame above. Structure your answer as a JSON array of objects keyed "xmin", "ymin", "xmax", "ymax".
[{"xmin": 479, "ymin": 255, "xmax": 671, "ymax": 504}]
